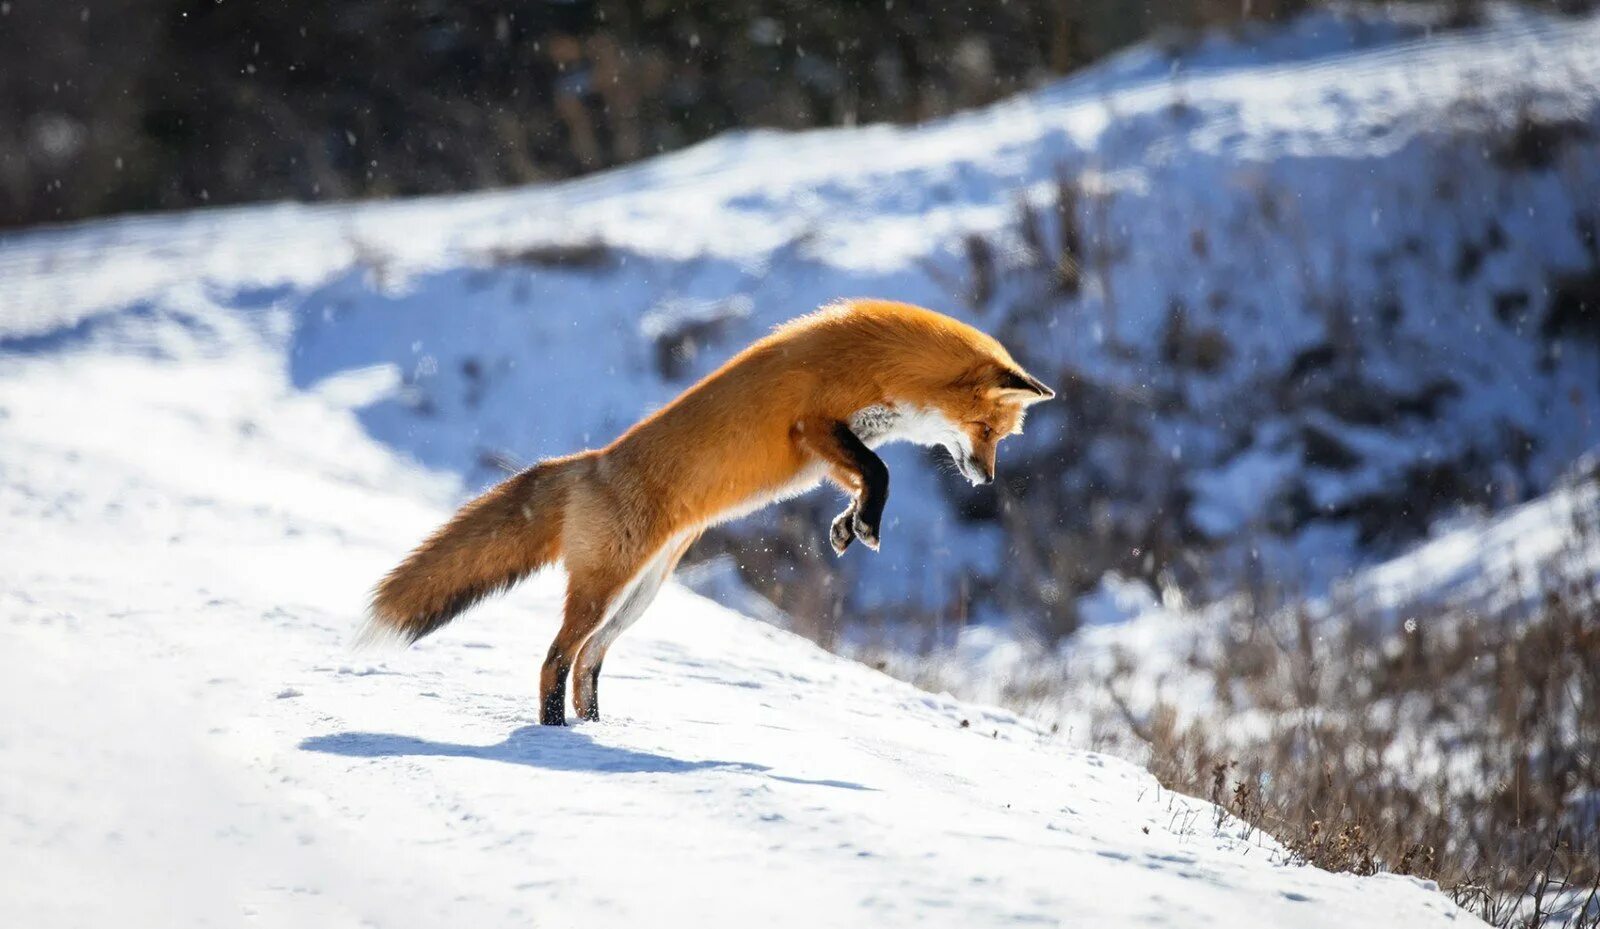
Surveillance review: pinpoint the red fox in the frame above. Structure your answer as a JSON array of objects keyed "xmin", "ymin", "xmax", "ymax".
[{"xmin": 367, "ymin": 298, "xmax": 1053, "ymax": 725}]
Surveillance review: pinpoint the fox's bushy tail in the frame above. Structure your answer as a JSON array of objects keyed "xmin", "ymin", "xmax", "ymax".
[{"xmin": 366, "ymin": 453, "xmax": 592, "ymax": 644}]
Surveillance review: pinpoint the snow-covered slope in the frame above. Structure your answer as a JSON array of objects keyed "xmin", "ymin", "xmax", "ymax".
[
  {"xmin": 0, "ymin": 335, "xmax": 1476, "ymax": 926},
  {"xmin": 895, "ymin": 456, "xmax": 1600, "ymax": 765},
  {"xmin": 2, "ymin": 7, "xmax": 1596, "ymax": 923},
  {"xmin": 5, "ymin": 6, "xmax": 1598, "ymax": 633}
]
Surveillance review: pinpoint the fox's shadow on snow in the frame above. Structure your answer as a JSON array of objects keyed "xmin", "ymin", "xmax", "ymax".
[{"xmin": 300, "ymin": 726, "xmax": 874, "ymax": 789}]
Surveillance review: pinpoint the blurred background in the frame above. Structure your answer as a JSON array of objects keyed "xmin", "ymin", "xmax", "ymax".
[
  {"xmin": 4, "ymin": 1, "xmax": 1599, "ymax": 923},
  {"xmin": 0, "ymin": 0, "xmax": 1502, "ymax": 228}
]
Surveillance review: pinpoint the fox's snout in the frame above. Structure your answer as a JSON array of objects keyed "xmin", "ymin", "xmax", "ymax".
[{"xmin": 951, "ymin": 449, "xmax": 993, "ymax": 486}]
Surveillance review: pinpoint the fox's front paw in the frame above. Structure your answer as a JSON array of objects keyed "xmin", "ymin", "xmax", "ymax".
[
  {"xmin": 852, "ymin": 511, "xmax": 881, "ymax": 551},
  {"xmin": 829, "ymin": 508, "xmax": 856, "ymax": 555}
]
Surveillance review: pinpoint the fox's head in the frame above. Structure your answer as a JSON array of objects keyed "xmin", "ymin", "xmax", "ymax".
[
  {"xmin": 931, "ymin": 362, "xmax": 1055, "ymax": 485},
  {"xmin": 820, "ymin": 299, "xmax": 1057, "ymax": 485},
  {"xmin": 866, "ymin": 358, "xmax": 1054, "ymax": 486}
]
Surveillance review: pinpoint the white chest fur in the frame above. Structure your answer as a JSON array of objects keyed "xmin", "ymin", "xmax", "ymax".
[{"xmin": 848, "ymin": 403, "xmax": 966, "ymax": 451}]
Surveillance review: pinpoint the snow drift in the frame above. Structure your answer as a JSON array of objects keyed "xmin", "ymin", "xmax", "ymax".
[{"xmin": 0, "ymin": 327, "xmax": 1477, "ymax": 926}]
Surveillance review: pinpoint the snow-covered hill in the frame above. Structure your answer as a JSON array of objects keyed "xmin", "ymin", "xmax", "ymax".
[
  {"xmin": 5, "ymin": 5, "xmax": 1598, "ymax": 636},
  {"xmin": 3, "ymin": 5, "xmax": 1598, "ymax": 924},
  {"xmin": 0, "ymin": 332, "xmax": 1476, "ymax": 926},
  {"xmin": 895, "ymin": 459, "xmax": 1600, "ymax": 743}
]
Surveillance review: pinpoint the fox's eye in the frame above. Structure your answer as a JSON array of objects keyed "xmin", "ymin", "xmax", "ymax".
[{"xmin": 973, "ymin": 422, "xmax": 993, "ymax": 440}]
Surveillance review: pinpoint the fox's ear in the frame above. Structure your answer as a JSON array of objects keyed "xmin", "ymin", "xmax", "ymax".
[{"xmin": 990, "ymin": 368, "xmax": 1055, "ymax": 404}]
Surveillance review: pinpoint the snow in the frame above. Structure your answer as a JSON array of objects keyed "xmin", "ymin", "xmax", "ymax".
[
  {"xmin": 3, "ymin": 7, "xmax": 1598, "ymax": 627},
  {"xmin": 5, "ymin": 5, "xmax": 1597, "ymax": 923},
  {"xmin": 1077, "ymin": 573, "xmax": 1167, "ymax": 629},
  {"xmin": 0, "ymin": 345, "xmax": 1477, "ymax": 926},
  {"xmin": 899, "ymin": 458, "xmax": 1600, "ymax": 753},
  {"xmin": 1349, "ymin": 468, "xmax": 1600, "ymax": 616}
]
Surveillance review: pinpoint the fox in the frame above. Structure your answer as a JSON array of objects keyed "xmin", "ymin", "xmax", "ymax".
[{"xmin": 367, "ymin": 298, "xmax": 1054, "ymax": 725}]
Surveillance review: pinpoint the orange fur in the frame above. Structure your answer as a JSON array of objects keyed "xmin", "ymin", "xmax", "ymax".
[{"xmin": 366, "ymin": 298, "xmax": 1052, "ymax": 724}]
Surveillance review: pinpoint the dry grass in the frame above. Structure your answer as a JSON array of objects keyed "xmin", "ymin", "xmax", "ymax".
[
  {"xmin": 1119, "ymin": 506, "xmax": 1600, "ymax": 927},
  {"xmin": 863, "ymin": 482, "xmax": 1600, "ymax": 927}
]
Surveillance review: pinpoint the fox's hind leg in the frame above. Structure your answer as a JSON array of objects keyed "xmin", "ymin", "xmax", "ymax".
[
  {"xmin": 539, "ymin": 559, "xmax": 638, "ymax": 726},
  {"xmin": 571, "ymin": 532, "xmax": 696, "ymax": 721}
]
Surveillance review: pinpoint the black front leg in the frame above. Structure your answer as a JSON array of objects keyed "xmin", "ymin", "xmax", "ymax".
[{"xmin": 832, "ymin": 423, "xmax": 889, "ymax": 551}]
